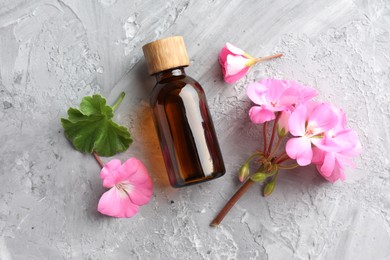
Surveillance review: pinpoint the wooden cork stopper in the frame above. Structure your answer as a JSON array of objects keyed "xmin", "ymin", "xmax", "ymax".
[{"xmin": 142, "ymin": 36, "xmax": 190, "ymax": 75}]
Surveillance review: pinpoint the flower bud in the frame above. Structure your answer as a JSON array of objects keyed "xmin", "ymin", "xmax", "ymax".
[
  {"xmin": 263, "ymin": 179, "xmax": 276, "ymax": 197},
  {"xmin": 251, "ymin": 172, "xmax": 268, "ymax": 182},
  {"xmin": 277, "ymin": 111, "xmax": 290, "ymax": 138},
  {"xmin": 238, "ymin": 163, "xmax": 250, "ymax": 182}
]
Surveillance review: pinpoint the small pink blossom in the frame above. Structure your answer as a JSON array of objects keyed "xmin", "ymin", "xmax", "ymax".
[
  {"xmin": 98, "ymin": 158, "xmax": 153, "ymax": 218},
  {"xmin": 247, "ymin": 79, "xmax": 317, "ymax": 124},
  {"xmin": 286, "ymin": 102, "xmax": 338, "ymax": 166},
  {"xmin": 218, "ymin": 43, "xmax": 282, "ymax": 84},
  {"xmin": 219, "ymin": 43, "xmax": 253, "ymax": 84}
]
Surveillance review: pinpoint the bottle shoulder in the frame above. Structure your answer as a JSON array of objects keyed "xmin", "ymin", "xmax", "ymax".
[{"xmin": 150, "ymin": 75, "xmax": 205, "ymax": 106}]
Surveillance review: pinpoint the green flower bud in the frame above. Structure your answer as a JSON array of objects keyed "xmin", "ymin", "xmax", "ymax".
[
  {"xmin": 277, "ymin": 111, "xmax": 290, "ymax": 138},
  {"xmin": 277, "ymin": 125, "xmax": 287, "ymax": 138},
  {"xmin": 251, "ymin": 172, "xmax": 268, "ymax": 182},
  {"xmin": 238, "ymin": 163, "xmax": 250, "ymax": 182},
  {"xmin": 263, "ymin": 179, "xmax": 276, "ymax": 197}
]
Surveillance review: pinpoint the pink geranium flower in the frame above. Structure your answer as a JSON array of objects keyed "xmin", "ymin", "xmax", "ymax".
[
  {"xmin": 218, "ymin": 43, "xmax": 282, "ymax": 84},
  {"xmin": 286, "ymin": 102, "xmax": 338, "ymax": 166},
  {"xmin": 97, "ymin": 158, "xmax": 153, "ymax": 218},
  {"xmin": 247, "ymin": 79, "xmax": 318, "ymax": 124},
  {"xmin": 311, "ymin": 107, "xmax": 362, "ymax": 181}
]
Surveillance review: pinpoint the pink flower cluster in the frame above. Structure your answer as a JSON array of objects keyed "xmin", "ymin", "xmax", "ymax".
[{"xmin": 247, "ymin": 79, "xmax": 361, "ymax": 182}]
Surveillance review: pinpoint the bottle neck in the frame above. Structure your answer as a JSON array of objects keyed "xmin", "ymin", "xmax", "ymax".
[{"xmin": 155, "ymin": 67, "xmax": 186, "ymax": 83}]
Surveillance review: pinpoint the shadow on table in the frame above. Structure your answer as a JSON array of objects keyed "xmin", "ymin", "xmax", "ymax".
[{"xmin": 134, "ymin": 61, "xmax": 172, "ymax": 190}]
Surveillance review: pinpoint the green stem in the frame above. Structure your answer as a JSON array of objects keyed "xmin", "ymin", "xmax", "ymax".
[
  {"xmin": 245, "ymin": 152, "xmax": 262, "ymax": 164},
  {"xmin": 269, "ymin": 137, "xmax": 282, "ymax": 159},
  {"xmin": 278, "ymin": 163, "xmax": 299, "ymax": 170},
  {"xmin": 111, "ymin": 92, "xmax": 126, "ymax": 112}
]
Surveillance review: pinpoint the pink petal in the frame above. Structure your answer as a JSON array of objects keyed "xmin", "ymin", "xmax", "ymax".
[
  {"xmin": 249, "ymin": 106, "xmax": 275, "ymax": 124},
  {"xmin": 314, "ymin": 131, "xmax": 351, "ymax": 153},
  {"xmin": 288, "ymin": 104, "xmax": 308, "ymax": 137},
  {"xmin": 125, "ymin": 159, "xmax": 152, "ymax": 185},
  {"xmin": 263, "ymin": 79, "xmax": 287, "ymax": 102},
  {"xmin": 97, "ymin": 187, "xmax": 139, "ymax": 218},
  {"xmin": 342, "ymin": 139, "xmax": 362, "ymax": 157},
  {"xmin": 100, "ymin": 159, "xmax": 122, "ymax": 188},
  {"xmin": 318, "ymin": 152, "xmax": 336, "ymax": 177},
  {"xmin": 311, "ymin": 137, "xmax": 338, "ymax": 153},
  {"xmin": 309, "ymin": 103, "xmax": 338, "ymax": 133},
  {"xmin": 246, "ymin": 82, "xmax": 268, "ymax": 105},
  {"xmin": 286, "ymin": 137, "xmax": 313, "ymax": 166},
  {"xmin": 320, "ymin": 161, "xmax": 345, "ymax": 182},
  {"xmin": 223, "ymin": 65, "xmax": 250, "ymax": 84},
  {"xmin": 218, "ymin": 46, "xmax": 230, "ymax": 66},
  {"xmin": 312, "ymin": 147, "xmax": 325, "ymax": 164},
  {"xmin": 119, "ymin": 158, "xmax": 153, "ymax": 205},
  {"xmin": 226, "ymin": 55, "xmax": 250, "ymax": 75},
  {"xmin": 115, "ymin": 158, "xmax": 140, "ymax": 183},
  {"xmin": 287, "ymin": 80, "xmax": 318, "ymax": 102},
  {"xmin": 124, "ymin": 182, "xmax": 153, "ymax": 206},
  {"xmin": 275, "ymin": 95, "xmax": 300, "ymax": 110},
  {"xmin": 225, "ymin": 42, "xmax": 246, "ymax": 55}
]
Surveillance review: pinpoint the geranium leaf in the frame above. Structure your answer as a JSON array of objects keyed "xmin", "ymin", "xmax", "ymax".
[{"xmin": 61, "ymin": 94, "xmax": 132, "ymax": 156}]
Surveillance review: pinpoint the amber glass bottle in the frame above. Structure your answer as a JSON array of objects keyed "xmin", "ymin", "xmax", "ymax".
[{"xmin": 143, "ymin": 36, "xmax": 225, "ymax": 188}]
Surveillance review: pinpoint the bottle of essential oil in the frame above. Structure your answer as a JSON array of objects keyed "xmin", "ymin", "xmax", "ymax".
[{"xmin": 142, "ymin": 36, "xmax": 225, "ymax": 188}]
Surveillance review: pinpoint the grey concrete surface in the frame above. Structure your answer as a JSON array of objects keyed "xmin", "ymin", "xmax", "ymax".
[{"xmin": 1, "ymin": 0, "xmax": 390, "ymax": 259}]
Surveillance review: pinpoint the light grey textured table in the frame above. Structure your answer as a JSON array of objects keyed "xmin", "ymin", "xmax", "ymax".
[{"xmin": 1, "ymin": 0, "xmax": 389, "ymax": 259}]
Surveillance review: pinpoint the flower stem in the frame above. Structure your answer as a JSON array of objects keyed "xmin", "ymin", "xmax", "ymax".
[
  {"xmin": 111, "ymin": 92, "xmax": 126, "ymax": 112},
  {"xmin": 245, "ymin": 152, "xmax": 261, "ymax": 164},
  {"xmin": 274, "ymin": 152, "xmax": 289, "ymax": 164},
  {"xmin": 210, "ymin": 179, "xmax": 254, "ymax": 227},
  {"xmin": 278, "ymin": 163, "xmax": 299, "ymax": 170},
  {"xmin": 269, "ymin": 137, "xmax": 282, "ymax": 159},
  {"xmin": 253, "ymin": 53, "xmax": 283, "ymax": 64},
  {"xmin": 267, "ymin": 113, "xmax": 281, "ymax": 157},
  {"xmin": 92, "ymin": 151, "xmax": 105, "ymax": 168},
  {"xmin": 263, "ymin": 122, "xmax": 267, "ymax": 155}
]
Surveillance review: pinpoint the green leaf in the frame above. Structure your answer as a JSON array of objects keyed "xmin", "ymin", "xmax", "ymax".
[
  {"xmin": 251, "ymin": 172, "xmax": 268, "ymax": 182},
  {"xmin": 61, "ymin": 94, "xmax": 132, "ymax": 156}
]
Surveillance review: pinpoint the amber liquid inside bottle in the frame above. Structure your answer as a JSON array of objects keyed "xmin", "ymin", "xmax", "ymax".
[{"xmin": 150, "ymin": 67, "xmax": 225, "ymax": 187}]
